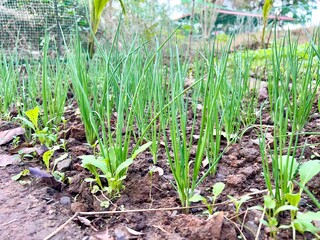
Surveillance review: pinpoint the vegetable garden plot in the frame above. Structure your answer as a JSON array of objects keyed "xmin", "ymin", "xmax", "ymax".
[{"xmin": 0, "ymin": 9, "xmax": 320, "ymax": 239}]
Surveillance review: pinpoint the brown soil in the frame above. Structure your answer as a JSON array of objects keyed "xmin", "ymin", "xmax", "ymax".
[{"xmin": 0, "ymin": 165, "xmax": 87, "ymax": 240}]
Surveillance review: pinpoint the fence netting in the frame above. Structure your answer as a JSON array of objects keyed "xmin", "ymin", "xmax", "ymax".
[{"xmin": 0, "ymin": 0, "xmax": 86, "ymax": 55}]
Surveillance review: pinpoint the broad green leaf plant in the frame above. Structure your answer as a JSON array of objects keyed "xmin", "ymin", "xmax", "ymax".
[
  {"xmin": 15, "ymin": 106, "xmax": 57, "ymax": 147},
  {"xmin": 251, "ymin": 195, "xmax": 298, "ymax": 239},
  {"xmin": 257, "ymin": 148, "xmax": 320, "ymax": 238},
  {"xmin": 286, "ymin": 160, "xmax": 320, "ymax": 238},
  {"xmin": 261, "ymin": 0, "xmax": 273, "ymax": 46},
  {"xmin": 81, "ymin": 142, "xmax": 152, "ymax": 195}
]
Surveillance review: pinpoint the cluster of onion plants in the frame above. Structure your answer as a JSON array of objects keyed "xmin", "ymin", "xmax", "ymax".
[
  {"xmin": 0, "ymin": 35, "xmax": 69, "ymax": 146},
  {"xmin": 124, "ymin": 35, "xmax": 260, "ymax": 208},
  {"xmin": 68, "ymin": 26, "xmax": 177, "ymax": 195},
  {"xmin": 40, "ymin": 36, "xmax": 69, "ymax": 129},
  {"xmin": 133, "ymin": 43, "xmax": 167, "ymax": 164},
  {"xmin": 22, "ymin": 37, "xmax": 68, "ymax": 144},
  {"xmin": 0, "ymin": 52, "xmax": 20, "ymax": 117},
  {"xmin": 260, "ymin": 32, "xmax": 320, "ymax": 209},
  {"xmin": 162, "ymin": 41, "xmax": 229, "ymax": 208}
]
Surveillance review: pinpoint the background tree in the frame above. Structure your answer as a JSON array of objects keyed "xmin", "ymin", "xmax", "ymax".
[{"xmin": 228, "ymin": 0, "xmax": 316, "ymax": 23}]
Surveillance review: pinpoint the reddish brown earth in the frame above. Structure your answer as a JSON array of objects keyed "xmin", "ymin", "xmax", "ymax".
[{"xmin": 0, "ymin": 98, "xmax": 319, "ymax": 240}]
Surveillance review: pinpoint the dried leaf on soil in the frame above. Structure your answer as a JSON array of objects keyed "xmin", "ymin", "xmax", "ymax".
[
  {"xmin": 0, "ymin": 154, "xmax": 20, "ymax": 167},
  {"xmin": 29, "ymin": 167, "xmax": 52, "ymax": 178},
  {"xmin": 10, "ymin": 145, "xmax": 37, "ymax": 154},
  {"xmin": 9, "ymin": 144, "xmax": 47, "ymax": 155},
  {"xmin": 0, "ymin": 127, "xmax": 25, "ymax": 145},
  {"xmin": 149, "ymin": 166, "xmax": 164, "ymax": 176},
  {"xmin": 77, "ymin": 216, "xmax": 91, "ymax": 226},
  {"xmin": 93, "ymin": 229, "xmax": 112, "ymax": 240},
  {"xmin": 125, "ymin": 226, "xmax": 144, "ymax": 236}
]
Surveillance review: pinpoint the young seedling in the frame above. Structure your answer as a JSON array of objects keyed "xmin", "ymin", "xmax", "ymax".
[
  {"xmin": 251, "ymin": 195, "xmax": 298, "ymax": 239},
  {"xmin": 80, "ymin": 142, "xmax": 152, "ymax": 195},
  {"xmin": 148, "ymin": 165, "xmax": 164, "ymax": 203},
  {"xmin": 90, "ymin": 185, "xmax": 116, "ymax": 209},
  {"xmin": 190, "ymin": 182, "xmax": 225, "ymax": 215},
  {"xmin": 43, "ymin": 149, "xmax": 55, "ymax": 171},
  {"xmin": 284, "ymin": 160, "xmax": 320, "ymax": 238},
  {"xmin": 293, "ymin": 211, "xmax": 320, "ymax": 238},
  {"xmin": 12, "ymin": 136, "xmax": 20, "ymax": 149},
  {"xmin": 15, "ymin": 106, "xmax": 57, "ymax": 147},
  {"xmin": 228, "ymin": 194, "xmax": 252, "ymax": 218}
]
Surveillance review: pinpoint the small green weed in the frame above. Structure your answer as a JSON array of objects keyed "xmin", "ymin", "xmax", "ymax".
[
  {"xmin": 80, "ymin": 142, "xmax": 151, "ymax": 195},
  {"xmin": 15, "ymin": 106, "xmax": 57, "ymax": 147},
  {"xmin": 190, "ymin": 182, "xmax": 225, "ymax": 215}
]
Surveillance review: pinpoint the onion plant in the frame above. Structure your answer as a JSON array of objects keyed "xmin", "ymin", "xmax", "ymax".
[
  {"xmin": 239, "ymin": 51, "xmax": 259, "ymax": 126},
  {"xmin": 163, "ymin": 43, "xmax": 225, "ymax": 209},
  {"xmin": 260, "ymin": 32, "xmax": 320, "ymax": 208},
  {"xmin": 41, "ymin": 35, "xmax": 69, "ymax": 129},
  {"xmin": 217, "ymin": 39, "xmax": 256, "ymax": 144},
  {"xmin": 138, "ymin": 45, "xmax": 167, "ymax": 164},
  {"xmin": 22, "ymin": 62, "xmax": 40, "ymax": 112},
  {"xmin": 163, "ymin": 46, "xmax": 194, "ymax": 208},
  {"xmin": 286, "ymin": 34, "xmax": 320, "ymax": 131},
  {"xmin": 68, "ymin": 37, "xmax": 97, "ymax": 145}
]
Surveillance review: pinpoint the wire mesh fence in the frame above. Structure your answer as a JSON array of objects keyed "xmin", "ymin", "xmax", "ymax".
[{"xmin": 0, "ymin": 0, "xmax": 87, "ymax": 55}]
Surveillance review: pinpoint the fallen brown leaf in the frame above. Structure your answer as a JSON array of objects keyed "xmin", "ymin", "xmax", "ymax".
[
  {"xmin": 0, "ymin": 154, "xmax": 20, "ymax": 167},
  {"xmin": 10, "ymin": 144, "xmax": 48, "ymax": 156},
  {"xmin": 0, "ymin": 127, "xmax": 25, "ymax": 145},
  {"xmin": 93, "ymin": 229, "xmax": 113, "ymax": 240},
  {"xmin": 126, "ymin": 226, "xmax": 144, "ymax": 236}
]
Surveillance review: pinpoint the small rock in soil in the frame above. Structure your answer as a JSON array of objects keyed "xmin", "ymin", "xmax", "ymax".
[
  {"xmin": 173, "ymin": 212, "xmax": 225, "ymax": 239},
  {"xmin": 70, "ymin": 124, "xmax": 86, "ymax": 141},
  {"xmin": 57, "ymin": 158, "xmax": 72, "ymax": 171},
  {"xmin": 69, "ymin": 145, "xmax": 91, "ymax": 157},
  {"xmin": 71, "ymin": 202, "xmax": 88, "ymax": 213},
  {"xmin": 114, "ymin": 227, "xmax": 130, "ymax": 240},
  {"xmin": 239, "ymin": 164, "xmax": 259, "ymax": 178},
  {"xmin": 60, "ymin": 196, "xmax": 71, "ymax": 205},
  {"xmin": 225, "ymin": 144, "xmax": 239, "ymax": 155},
  {"xmin": 239, "ymin": 147, "xmax": 260, "ymax": 162},
  {"xmin": 259, "ymin": 87, "xmax": 268, "ymax": 100},
  {"xmin": 226, "ymin": 174, "xmax": 246, "ymax": 186},
  {"xmin": 220, "ymin": 220, "xmax": 237, "ymax": 240},
  {"xmin": 66, "ymin": 138, "xmax": 82, "ymax": 148},
  {"xmin": 244, "ymin": 221, "xmax": 259, "ymax": 239},
  {"xmin": 229, "ymin": 158, "xmax": 246, "ymax": 167}
]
